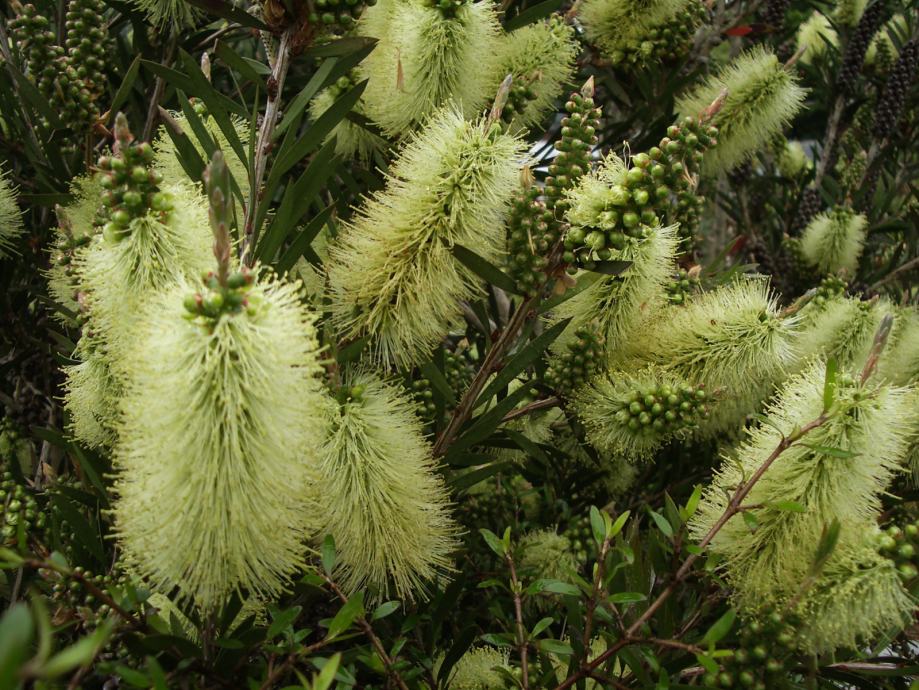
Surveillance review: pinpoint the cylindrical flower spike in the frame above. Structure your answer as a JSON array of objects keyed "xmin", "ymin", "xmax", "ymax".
[
  {"xmin": 0, "ymin": 165, "xmax": 24, "ymax": 258},
  {"xmin": 358, "ymin": 0, "xmax": 501, "ymax": 136},
  {"xmin": 676, "ymin": 47, "xmax": 806, "ymax": 175},
  {"xmin": 690, "ymin": 362, "xmax": 919, "ymax": 620},
  {"xmin": 63, "ymin": 337, "xmax": 119, "ymax": 449},
  {"xmin": 316, "ymin": 375, "xmax": 458, "ymax": 600},
  {"xmin": 793, "ymin": 296, "xmax": 891, "ymax": 371},
  {"xmin": 488, "ymin": 16, "xmax": 578, "ymax": 133},
  {"xmin": 439, "ymin": 647, "xmax": 512, "ymax": 689},
  {"xmin": 113, "ymin": 270, "xmax": 326, "ymax": 611},
  {"xmin": 799, "ymin": 206, "xmax": 868, "ymax": 275},
  {"xmin": 574, "ymin": 365, "xmax": 710, "ymax": 461},
  {"xmin": 877, "ymin": 307, "xmax": 919, "ymax": 386},
  {"xmin": 327, "ymin": 108, "xmax": 523, "ymax": 368},
  {"xmin": 796, "ymin": 12, "xmax": 837, "ymax": 65},
  {"xmin": 308, "ymin": 73, "xmax": 387, "ymax": 162},
  {"xmin": 635, "ymin": 277, "xmax": 797, "ymax": 434},
  {"xmin": 127, "ymin": 0, "xmax": 199, "ymax": 31}
]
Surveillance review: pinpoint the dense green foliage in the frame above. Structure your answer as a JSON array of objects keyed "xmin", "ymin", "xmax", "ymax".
[{"xmin": 0, "ymin": 0, "xmax": 918, "ymax": 688}]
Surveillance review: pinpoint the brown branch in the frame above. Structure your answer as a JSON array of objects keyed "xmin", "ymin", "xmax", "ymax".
[
  {"xmin": 502, "ymin": 396, "xmax": 561, "ymax": 423},
  {"xmin": 505, "ymin": 552, "xmax": 530, "ymax": 690},
  {"xmin": 241, "ymin": 27, "xmax": 296, "ymax": 266}
]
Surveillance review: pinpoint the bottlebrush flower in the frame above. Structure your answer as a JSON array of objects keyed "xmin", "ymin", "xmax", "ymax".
[
  {"xmin": 691, "ymin": 362, "xmax": 918, "ymax": 618},
  {"xmin": 799, "ymin": 206, "xmax": 868, "ymax": 275},
  {"xmin": 308, "ymin": 75, "xmax": 387, "ymax": 162},
  {"xmin": 63, "ymin": 337, "xmax": 119, "ymax": 449},
  {"xmin": 797, "ymin": 12, "xmax": 837, "ymax": 65},
  {"xmin": 112, "ymin": 270, "xmax": 326, "ymax": 611},
  {"xmin": 327, "ymin": 108, "xmax": 523, "ymax": 368},
  {"xmin": 636, "ymin": 277, "xmax": 797, "ymax": 433},
  {"xmin": 316, "ymin": 375, "xmax": 458, "ymax": 600},
  {"xmin": 878, "ymin": 307, "xmax": 919, "ymax": 385},
  {"xmin": 127, "ymin": 0, "xmax": 199, "ymax": 31},
  {"xmin": 358, "ymin": 0, "xmax": 501, "ymax": 135},
  {"xmin": 489, "ymin": 16, "xmax": 578, "ymax": 132},
  {"xmin": 440, "ymin": 646, "xmax": 512, "ymax": 690},
  {"xmin": 0, "ymin": 165, "xmax": 23, "ymax": 258},
  {"xmin": 676, "ymin": 47, "xmax": 806, "ymax": 174},
  {"xmin": 794, "ymin": 296, "xmax": 892, "ymax": 371}
]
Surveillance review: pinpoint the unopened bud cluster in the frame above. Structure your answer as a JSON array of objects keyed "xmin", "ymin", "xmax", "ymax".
[
  {"xmin": 877, "ymin": 521, "xmax": 919, "ymax": 581},
  {"xmin": 665, "ymin": 268, "xmax": 700, "ymax": 304},
  {"xmin": 183, "ymin": 269, "xmax": 256, "ymax": 321},
  {"xmin": 48, "ymin": 566, "xmax": 128, "ymax": 630},
  {"xmin": 704, "ymin": 612, "xmax": 799, "ymax": 689},
  {"xmin": 506, "ymin": 187, "xmax": 556, "ymax": 294},
  {"xmin": 812, "ymin": 275, "xmax": 847, "ymax": 307},
  {"xmin": 609, "ymin": 0, "xmax": 707, "ymax": 68},
  {"xmin": 97, "ymin": 124, "xmax": 169, "ymax": 242},
  {"xmin": 11, "ymin": 1, "xmax": 109, "ymax": 133},
  {"xmin": 544, "ymin": 325, "xmax": 604, "ymax": 393},
  {"xmin": 546, "ymin": 91, "xmax": 601, "ymax": 216},
  {"xmin": 0, "ymin": 471, "xmax": 45, "ymax": 546},
  {"xmin": 564, "ymin": 117, "xmax": 716, "ymax": 267},
  {"xmin": 309, "ymin": 0, "xmax": 377, "ymax": 31},
  {"xmin": 565, "ymin": 516, "xmax": 595, "ymax": 563},
  {"xmin": 614, "ymin": 380, "xmax": 708, "ymax": 435}
]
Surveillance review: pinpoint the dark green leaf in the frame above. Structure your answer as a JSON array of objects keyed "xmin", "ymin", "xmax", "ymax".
[
  {"xmin": 181, "ymin": 0, "xmax": 269, "ymax": 29},
  {"xmin": 702, "ymin": 609, "xmax": 736, "ymax": 645},
  {"xmin": 452, "ymin": 244, "xmax": 522, "ymax": 295},
  {"xmin": 326, "ymin": 592, "xmax": 364, "ymax": 640}
]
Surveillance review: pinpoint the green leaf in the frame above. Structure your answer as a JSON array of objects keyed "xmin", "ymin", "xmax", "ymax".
[
  {"xmin": 504, "ymin": 0, "xmax": 563, "ymax": 30},
  {"xmin": 450, "ymin": 385, "xmax": 536, "ymax": 457},
  {"xmin": 799, "ymin": 443, "xmax": 857, "ymax": 459},
  {"xmin": 215, "ymin": 40, "xmax": 267, "ymax": 87},
  {"xmin": 537, "ymin": 272, "xmax": 602, "ymax": 315},
  {"xmin": 371, "ymin": 601, "xmax": 400, "ymax": 621},
  {"xmin": 608, "ymin": 592, "xmax": 646, "ymax": 604},
  {"xmin": 647, "ymin": 509, "xmax": 674, "ymax": 538},
  {"xmin": 589, "ymin": 505, "xmax": 606, "ymax": 546},
  {"xmin": 321, "ymin": 535, "xmax": 336, "ymax": 575},
  {"xmin": 325, "ymin": 592, "xmax": 364, "ymax": 640},
  {"xmin": 452, "ymin": 244, "xmax": 522, "ymax": 295},
  {"xmin": 537, "ymin": 639, "xmax": 574, "ymax": 655},
  {"xmin": 312, "ymin": 653, "xmax": 341, "ymax": 690},
  {"xmin": 306, "ymin": 36, "xmax": 378, "ymax": 58},
  {"xmin": 0, "ymin": 548, "xmax": 24, "ymax": 568},
  {"xmin": 39, "ymin": 619, "xmax": 114, "ymax": 678},
  {"xmin": 276, "ymin": 204, "xmax": 335, "ymax": 274},
  {"xmin": 267, "ymin": 606, "xmax": 302, "ymax": 639},
  {"xmin": 437, "ymin": 626, "xmax": 478, "ymax": 685},
  {"xmin": 823, "ymin": 358, "xmax": 837, "ymax": 411},
  {"xmin": 609, "ymin": 510, "xmax": 631, "ymax": 539},
  {"xmin": 0, "ymin": 604, "xmax": 33, "ymax": 689},
  {"xmin": 810, "ymin": 519, "xmax": 841, "ymax": 575},
  {"xmin": 584, "ymin": 260, "xmax": 633, "ymax": 276},
  {"xmin": 702, "ymin": 609, "xmax": 736, "ymax": 645},
  {"xmin": 696, "ymin": 653, "xmax": 719, "ymax": 674},
  {"xmin": 109, "ymin": 55, "xmax": 142, "ymax": 118},
  {"xmin": 742, "ymin": 510, "xmax": 759, "ymax": 531},
  {"xmin": 49, "ymin": 494, "xmax": 105, "ymax": 568},
  {"xmin": 530, "ymin": 617, "xmax": 554, "ymax": 638},
  {"xmin": 473, "ymin": 318, "xmax": 571, "ymax": 411},
  {"xmin": 534, "ymin": 580, "xmax": 580, "ymax": 596},
  {"xmin": 479, "ymin": 529, "xmax": 507, "ymax": 558},
  {"xmin": 336, "ymin": 336, "xmax": 369, "ymax": 365},
  {"xmin": 181, "ymin": 0, "xmax": 270, "ymax": 29}
]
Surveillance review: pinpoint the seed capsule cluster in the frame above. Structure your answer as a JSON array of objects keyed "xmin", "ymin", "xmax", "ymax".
[
  {"xmin": 614, "ymin": 381, "xmax": 708, "ymax": 436},
  {"xmin": 665, "ymin": 268, "xmax": 700, "ymax": 304},
  {"xmin": 704, "ymin": 612, "xmax": 799, "ymax": 689},
  {"xmin": 49, "ymin": 566, "xmax": 128, "ymax": 630},
  {"xmin": 544, "ymin": 326, "xmax": 604, "ymax": 394},
  {"xmin": 877, "ymin": 521, "xmax": 919, "ymax": 580},
  {"xmin": 408, "ymin": 351, "xmax": 473, "ymax": 421},
  {"xmin": 309, "ymin": 0, "xmax": 377, "ymax": 30},
  {"xmin": 563, "ymin": 117, "xmax": 717, "ymax": 267},
  {"xmin": 0, "ymin": 472, "xmax": 45, "ymax": 547},
  {"xmin": 609, "ymin": 0, "xmax": 708, "ymax": 69},
  {"xmin": 506, "ymin": 187, "xmax": 556, "ymax": 294},
  {"xmin": 872, "ymin": 39, "xmax": 919, "ymax": 141},
  {"xmin": 97, "ymin": 118, "xmax": 170, "ymax": 243},
  {"xmin": 184, "ymin": 268, "xmax": 256, "ymax": 321},
  {"xmin": 10, "ymin": 1, "xmax": 109, "ymax": 133},
  {"xmin": 545, "ymin": 91, "xmax": 602, "ymax": 217}
]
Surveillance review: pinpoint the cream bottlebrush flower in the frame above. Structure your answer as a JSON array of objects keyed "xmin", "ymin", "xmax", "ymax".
[
  {"xmin": 112, "ymin": 271, "xmax": 326, "ymax": 611},
  {"xmin": 440, "ymin": 646, "xmax": 512, "ymax": 690},
  {"xmin": 46, "ymin": 175, "xmax": 105, "ymax": 318},
  {"xmin": 518, "ymin": 529, "xmax": 577, "ymax": 581},
  {"xmin": 799, "ymin": 206, "xmax": 868, "ymax": 275},
  {"xmin": 676, "ymin": 47, "xmax": 806, "ymax": 174},
  {"xmin": 877, "ymin": 307, "xmax": 919, "ymax": 385},
  {"xmin": 797, "ymin": 12, "xmax": 837, "ymax": 65},
  {"xmin": 0, "ymin": 165, "xmax": 24, "ymax": 258},
  {"xmin": 637, "ymin": 277, "xmax": 796, "ymax": 433},
  {"xmin": 77, "ymin": 183, "xmax": 213, "ymax": 370},
  {"xmin": 489, "ymin": 16, "xmax": 578, "ymax": 132},
  {"xmin": 776, "ymin": 140, "xmax": 810, "ymax": 178},
  {"xmin": 153, "ymin": 113, "xmax": 251, "ymax": 201},
  {"xmin": 834, "ymin": 0, "xmax": 867, "ymax": 27},
  {"xmin": 794, "ymin": 296, "xmax": 890, "ymax": 371},
  {"xmin": 316, "ymin": 374, "xmax": 458, "ymax": 600},
  {"xmin": 690, "ymin": 362, "xmax": 919, "ymax": 611},
  {"xmin": 573, "ymin": 365, "xmax": 708, "ymax": 461},
  {"xmin": 308, "ymin": 80, "xmax": 387, "ymax": 162},
  {"xmin": 127, "ymin": 0, "xmax": 199, "ymax": 31},
  {"xmin": 63, "ymin": 337, "xmax": 120, "ymax": 449},
  {"xmin": 358, "ymin": 0, "xmax": 502, "ymax": 135},
  {"xmin": 578, "ymin": 0, "xmax": 685, "ymax": 59},
  {"xmin": 327, "ymin": 108, "xmax": 524, "ymax": 368},
  {"xmin": 798, "ymin": 537, "xmax": 913, "ymax": 654}
]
